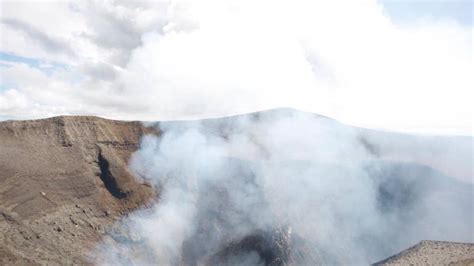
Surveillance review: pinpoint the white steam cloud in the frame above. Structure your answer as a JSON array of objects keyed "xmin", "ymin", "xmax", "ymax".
[{"xmin": 96, "ymin": 109, "xmax": 473, "ymax": 265}]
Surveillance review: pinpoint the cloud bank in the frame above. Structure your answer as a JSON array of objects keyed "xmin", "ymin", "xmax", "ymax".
[{"xmin": 0, "ymin": 0, "xmax": 472, "ymax": 134}]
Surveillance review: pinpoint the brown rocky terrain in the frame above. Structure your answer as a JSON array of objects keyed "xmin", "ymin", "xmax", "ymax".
[
  {"xmin": 0, "ymin": 116, "xmax": 156, "ymax": 265},
  {"xmin": 374, "ymin": 241, "xmax": 474, "ymax": 265}
]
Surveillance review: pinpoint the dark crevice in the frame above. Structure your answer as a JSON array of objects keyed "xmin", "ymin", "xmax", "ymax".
[
  {"xmin": 97, "ymin": 150, "xmax": 127, "ymax": 199},
  {"xmin": 358, "ymin": 135, "xmax": 380, "ymax": 157},
  {"xmin": 212, "ymin": 228, "xmax": 293, "ymax": 266}
]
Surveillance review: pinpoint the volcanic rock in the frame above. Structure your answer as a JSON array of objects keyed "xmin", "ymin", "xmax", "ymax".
[
  {"xmin": 0, "ymin": 116, "xmax": 156, "ymax": 264},
  {"xmin": 373, "ymin": 241, "xmax": 474, "ymax": 265}
]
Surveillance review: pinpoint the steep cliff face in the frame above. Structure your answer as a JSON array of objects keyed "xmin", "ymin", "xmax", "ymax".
[{"xmin": 0, "ymin": 116, "xmax": 156, "ymax": 265}]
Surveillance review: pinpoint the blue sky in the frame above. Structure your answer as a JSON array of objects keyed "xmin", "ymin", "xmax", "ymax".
[
  {"xmin": 380, "ymin": 0, "xmax": 472, "ymax": 26},
  {"xmin": 0, "ymin": 51, "xmax": 66, "ymax": 76}
]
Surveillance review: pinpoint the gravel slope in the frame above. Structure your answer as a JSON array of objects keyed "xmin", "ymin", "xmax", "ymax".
[
  {"xmin": 0, "ymin": 116, "xmax": 156, "ymax": 265},
  {"xmin": 374, "ymin": 241, "xmax": 474, "ymax": 265}
]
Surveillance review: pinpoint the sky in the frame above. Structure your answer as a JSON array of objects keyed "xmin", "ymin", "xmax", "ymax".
[{"xmin": 0, "ymin": 0, "xmax": 472, "ymax": 135}]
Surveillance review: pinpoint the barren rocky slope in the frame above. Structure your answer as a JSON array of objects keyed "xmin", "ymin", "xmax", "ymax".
[
  {"xmin": 374, "ymin": 241, "xmax": 474, "ymax": 265},
  {"xmin": 0, "ymin": 116, "xmax": 156, "ymax": 265}
]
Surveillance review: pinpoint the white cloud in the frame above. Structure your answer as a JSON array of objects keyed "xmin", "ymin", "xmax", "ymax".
[{"xmin": 0, "ymin": 0, "xmax": 472, "ymax": 135}]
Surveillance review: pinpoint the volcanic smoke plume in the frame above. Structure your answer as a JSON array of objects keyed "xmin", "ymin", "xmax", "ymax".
[{"xmin": 96, "ymin": 109, "xmax": 473, "ymax": 265}]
